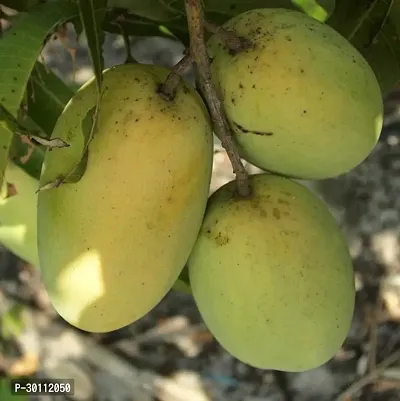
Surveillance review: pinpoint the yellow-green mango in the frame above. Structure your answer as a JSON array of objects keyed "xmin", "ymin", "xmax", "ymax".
[
  {"xmin": 37, "ymin": 63, "xmax": 214, "ymax": 333},
  {"xmin": 0, "ymin": 160, "xmax": 191, "ymax": 294},
  {"xmin": 0, "ymin": 162, "xmax": 39, "ymax": 267},
  {"xmin": 207, "ymin": 8, "xmax": 383, "ymax": 179},
  {"xmin": 188, "ymin": 174, "xmax": 355, "ymax": 372}
]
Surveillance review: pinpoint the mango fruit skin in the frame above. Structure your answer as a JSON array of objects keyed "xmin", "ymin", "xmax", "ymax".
[
  {"xmin": 0, "ymin": 162, "xmax": 39, "ymax": 267},
  {"xmin": 0, "ymin": 158, "xmax": 192, "ymax": 295},
  {"xmin": 188, "ymin": 174, "xmax": 355, "ymax": 372},
  {"xmin": 207, "ymin": 8, "xmax": 383, "ymax": 179},
  {"xmin": 37, "ymin": 63, "xmax": 214, "ymax": 333}
]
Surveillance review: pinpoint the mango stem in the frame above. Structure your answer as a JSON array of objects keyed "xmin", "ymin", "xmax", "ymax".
[
  {"xmin": 184, "ymin": 0, "xmax": 252, "ymax": 198},
  {"xmin": 204, "ymin": 21, "xmax": 252, "ymax": 55},
  {"xmin": 157, "ymin": 51, "xmax": 193, "ymax": 101}
]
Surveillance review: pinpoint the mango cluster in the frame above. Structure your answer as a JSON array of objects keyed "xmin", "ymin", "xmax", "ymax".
[{"xmin": 1, "ymin": 8, "xmax": 384, "ymax": 373}]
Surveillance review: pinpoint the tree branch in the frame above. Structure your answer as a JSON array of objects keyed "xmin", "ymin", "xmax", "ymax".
[
  {"xmin": 334, "ymin": 349, "xmax": 400, "ymax": 401},
  {"xmin": 184, "ymin": 0, "xmax": 251, "ymax": 198}
]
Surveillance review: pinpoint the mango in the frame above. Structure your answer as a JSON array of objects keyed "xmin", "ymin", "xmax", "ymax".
[
  {"xmin": 37, "ymin": 63, "xmax": 214, "ymax": 333},
  {"xmin": 0, "ymin": 162, "xmax": 192, "ymax": 295},
  {"xmin": 0, "ymin": 162, "xmax": 39, "ymax": 267},
  {"xmin": 188, "ymin": 173, "xmax": 355, "ymax": 372},
  {"xmin": 207, "ymin": 8, "xmax": 383, "ymax": 179}
]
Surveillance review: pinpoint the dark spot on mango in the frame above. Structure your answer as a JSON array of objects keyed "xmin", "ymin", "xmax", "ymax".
[
  {"xmin": 253, "ymin": 131, "xmax": 273, "ymax": 136},
  {"xmin": 278, "ymin": 198, "xmax": 289, "ymax": 205},
  {"xmin": 5, "ymin": 183, "xmax": 17, "ymax": 198},
  {"xmin": 273, "ymin": 208, "xmax": 281, "ymax": 219},
  {"xmin": 215, "ymin": 231, "xmax": 230, "ymax": 246}
]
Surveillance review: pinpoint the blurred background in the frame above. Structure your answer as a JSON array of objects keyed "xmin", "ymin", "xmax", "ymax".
[{"xmin": 1, "ymin": 4, "xmax": 400, "ymax": 401}]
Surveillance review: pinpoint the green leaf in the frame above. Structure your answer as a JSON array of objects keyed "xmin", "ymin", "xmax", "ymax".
[
  {"xmin": 328, "ymin": 0, "xmax": 400, "ymax": 94},
  {"xmin": 329, "ymin": 0, "xmax": 381, "ymax": 38},
  {"xmin": 172, "ymin": 278, "xmax": 192, "ymax": 294},
  {"xmin": 26, "ymin": 62, "xmax": 75, "ymax": 138},
  {"xmin": 78, "ymin": 0, "xmax": 107, "ymax": 91},
  {"xmin": 0, "ymin": 101, "xmax": 47, "ymax": 181},
  {"xmin": 103, "ymin": 11, "xmax": 189, "ymax": 44},
  {"xmin": 173, "ymin": 265, "xmax": 192, "ymax": 295},
  {"xmin": 14, "ymin": 64, "xmax": 72, "ymax": 179},
  {"xmin": 9, "ymin": 129, "xmax": 45, "ymax": 181},
  {"xmin": 200, "ymin": 0, "xmax": 335, "ymax": 25},
  {"xmin": 103, "ymin": 0, "xmax": 334, "ymax": 40},
  {"xmin": 388, "ymin": 0, "xmax": 400, "ymax": 39},
  {"xmin": 62, "ymin": 106, "xmax": 94, "ymax": 184},
  {"xmin": 108, "ymin": 0, "xmax": 183, "ymax": 21},
  {"xmin": 292, "ymin": 0, "xmax": 335, "ymax": 21},
  {"xmin": 71, "ymin": 16, "xmax": 84, "ymax": 38},
  {"xmin": 0, "ymin": 0, "xmax": 29, "ymax": 11},
  {"xmin": 0, "ymin": 116, "xmax": 14, "ymax": 189},
  {"xmin": 66, "ymin": 0, "xmax": 107, "ymax": 184},
  {"xmin": 0, "ymin": 0, "xmax": 78, "ymax": 118},
  {"xmin": 0, "ymin": 377, "xmax": 27, "ymax": 401},
  {"xmin": 0, "ymin": 105, "xmax": 27, "ymax": 188},
  {"xmin": 1, "ymin": 304, "xmax": 25, "ymax": 340}
]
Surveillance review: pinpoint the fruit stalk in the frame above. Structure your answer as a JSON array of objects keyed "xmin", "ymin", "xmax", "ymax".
[
  {"xmin": 158, "ymin": 51, "xmax": 193, "ymax": 101},
  {"xmin": 203, "ymin": 21, "xmax": 252, "ymax": 55},
  {"xmin": 184, "ymin": 0, "xmax": 251, "ymax": 198}
]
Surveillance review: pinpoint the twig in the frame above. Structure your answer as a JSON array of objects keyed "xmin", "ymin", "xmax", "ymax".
[
  {"xmin": 184, "ymin": 0, "xmax": 251, "ymax": 198},
  {"xmin": 361, "ymin": 295, "xmax": 380, "ymax": 399},
  {"xmin": 157, "ymin": 51, "xmax": 193, "ymax": 101},
  {"xmin": 367, "ymin": 300, "xmax": 379, "ymax": 372},
  {"xmin": 122, "ymin": 30, "xmax": 135, "ymax": 64},
  {"xmin": 117, "ymin": 21, "xmax": 137, "ymax": 64},
  {"xmin": 334, "ymin": 349, "xmax": 400, "ymax": 401},
  {"xmin": 204, "ymin": 20, "xmax": 252, "ymax": 55}
]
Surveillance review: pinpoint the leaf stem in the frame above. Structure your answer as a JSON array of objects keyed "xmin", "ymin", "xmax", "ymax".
[
  {"xmin": 157, "ymin": 51, "xmax": 193, "ymax": 101},
  {"xmin": 184, "ymin": 0, "xmax": 251, "ymax": 198}
]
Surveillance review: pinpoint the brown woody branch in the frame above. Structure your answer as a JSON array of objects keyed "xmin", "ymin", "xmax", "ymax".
[
  {"xmin": 184, "ymin": 0, "xmax": 251, "ymax": 198},
  {"xmin": 157, "ymin": 51, "xmax": 193, "ymax": 101}
]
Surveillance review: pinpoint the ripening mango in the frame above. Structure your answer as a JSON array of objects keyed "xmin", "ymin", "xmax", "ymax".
[
  {"xmin": 188, "ymin": 173, "xmax": 355, "ymax": 372},
  {"xmin": 37, "ymin": 63, "xmax": 214, "ymax": 333},
  {"xmin": 207, "ymin": 8, "xmax": 383, "ymax": 179},
  {"xmin": 0, "ymin": 162, "xmax": 39, "ymax": 267}
]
